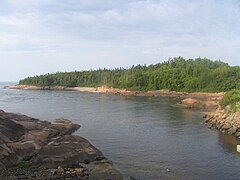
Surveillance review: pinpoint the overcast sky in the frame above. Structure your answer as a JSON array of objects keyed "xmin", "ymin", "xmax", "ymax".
[{"xmin": 0, "ymin": 0, "xmax": 240, "ymax": 81}]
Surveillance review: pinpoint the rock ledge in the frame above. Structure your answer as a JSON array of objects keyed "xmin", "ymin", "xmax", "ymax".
[{"xmin": 0, "ymin": 110, "xmax": 122, "ymax": 180}]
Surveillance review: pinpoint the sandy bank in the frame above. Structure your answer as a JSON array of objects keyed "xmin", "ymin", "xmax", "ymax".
[
  {"xmin": 4, "ymin": 85, "xmax": 98, "ymax": 92},
  {"xmin": 4, "ymin": 85, "xmax": 224, "ymax": 111}
]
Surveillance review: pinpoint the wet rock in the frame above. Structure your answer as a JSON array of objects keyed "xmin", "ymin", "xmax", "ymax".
[
  {"xmin": 235, "ymin": 131, "xmax": 240, "ymax": 137},
  {"xmin": 130, "ymin": 176, "xmax": 137, "ymax": 180},
  {"xmin": 227, "ymin": 127, "xmax": 238, "ymax": 135},
  {"xmin": 90, "ymin": 160, "xmax": 123, "ymax": 180},
  {"xmin": 221, "ymin": 123, "xmax": 232, "ymax": 130},
  {"xmin": 216, "ymin": 123, "xmax": 223, "ymax": 129},
  {"xmin": 207, "ymin": 123, "xmax": 213, "ymax": 128}
]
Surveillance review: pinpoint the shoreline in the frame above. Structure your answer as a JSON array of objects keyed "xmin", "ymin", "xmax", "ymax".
[
  {"xmin": 4, "ymin": 84, "xmax": 224, "ymax": 111},
  {"xmin": 3, "ymin": 85, "xmax": 98, "ymax": 92},
  {"xmin": 0, "ymin": 109, "xmax": 123, "ymax": 179},
  {"xmin": 5, "ymin": 84, "xmax": 240, "ymax": 140}
]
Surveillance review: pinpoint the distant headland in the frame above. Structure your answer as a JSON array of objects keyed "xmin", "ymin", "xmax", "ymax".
[{"xmin": 4, "ymin": 57, "xmax": 240, "ymax": 144}]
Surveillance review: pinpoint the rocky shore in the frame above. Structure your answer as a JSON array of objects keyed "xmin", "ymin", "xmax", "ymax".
[
  {"xmin": 205, "ymin": 107, "xmax": 240, "ymax": 139},
  {"xmin": 0, "ymin": 110, "xmax": 122, "ymax": 180},
  {"xmin": 188, "ymin": 94, "xmax": 240, "ymax": 140},
  {"xmin": 95, "ymin": 86, "xmax": 240, "ymax": 140}
]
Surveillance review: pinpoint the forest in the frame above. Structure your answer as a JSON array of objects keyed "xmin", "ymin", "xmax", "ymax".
[{"xmin": 19, "ymin": 57, "xmax": 240, "ymax": 93}]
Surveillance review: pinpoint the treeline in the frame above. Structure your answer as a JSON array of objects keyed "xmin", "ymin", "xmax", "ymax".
[{"xmin": 19, "ymin": 57, "xmax": 240, "ymax": 92}]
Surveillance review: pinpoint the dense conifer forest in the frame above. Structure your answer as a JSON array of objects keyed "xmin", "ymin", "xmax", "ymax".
[{"xmin": 19, "ymin": 57, "xmax": 240, "ymax": 93}]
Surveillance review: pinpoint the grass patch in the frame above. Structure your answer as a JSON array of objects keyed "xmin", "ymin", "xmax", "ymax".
[
  {"xmin": 18, "ymin": 161, "xmax": 31, "ymax": 169},
  {"xmin": 220, "ymin": 89, "xmax": 240, "ymax": 112}
]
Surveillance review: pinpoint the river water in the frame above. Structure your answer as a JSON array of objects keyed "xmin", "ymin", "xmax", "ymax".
[{"xmin": 0, "ymin": 87, "xmax": 240, "ymax": 179}]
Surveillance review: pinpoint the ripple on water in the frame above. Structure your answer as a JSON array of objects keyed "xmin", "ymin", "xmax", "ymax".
[{"xmin": 0, "ymin": 89, "xmax": 240, "ymax": 180}]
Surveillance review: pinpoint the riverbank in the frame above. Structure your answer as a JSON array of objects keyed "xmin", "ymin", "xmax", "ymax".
[
  {"xmin": 4, "ymin": 85, "xmax": 224, "ymax": 112},
  {"xmin": 0, "ymin": 110, "xmax": 122, "ymax": 179},
  {"xmin": 7, "ymin": 84, "xmax": 240, "ymax": 140},
  {"xmin": 3, "ymin": 85, "xmax": 97, "ymax": 92},
  {"xmin": 205, "ymin": 107, "xmax": 240, "ymax": 139}
]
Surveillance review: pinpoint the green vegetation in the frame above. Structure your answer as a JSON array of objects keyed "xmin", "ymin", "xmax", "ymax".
[
  {"xmin": 220, "ymin": 89, "xmax": 240, "ymax": 112},
  {"xmin": 18, "ymin": 161, "xmax": 31, "ymax": 169},
  {"xmin": 19, "ymin": 57, "xmax": 240, "ymax": 93}
]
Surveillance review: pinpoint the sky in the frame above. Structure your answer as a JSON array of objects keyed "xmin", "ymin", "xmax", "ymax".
[{"xmin": 0, "ymin": 0, "xmax": 240, "ymax": 81}]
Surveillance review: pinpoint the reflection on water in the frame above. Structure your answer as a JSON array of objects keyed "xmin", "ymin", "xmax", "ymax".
[
  {"xmin": 0, "ymin": 89, "xmax": 240, "ymax": 179},
  {"xmin": 217, "ymin": 132, "xmax": 240, "ymax": 154}
]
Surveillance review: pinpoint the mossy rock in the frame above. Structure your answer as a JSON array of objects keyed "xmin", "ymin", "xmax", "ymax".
[{"xmin": 18, "ymin": 161, "xmax": 31, "ymax": 169}]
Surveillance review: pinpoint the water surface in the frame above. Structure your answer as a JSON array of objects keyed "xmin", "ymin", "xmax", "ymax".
[{"xmin": 0, "ymin": 88, "xmax": 240, "ymax": 180}]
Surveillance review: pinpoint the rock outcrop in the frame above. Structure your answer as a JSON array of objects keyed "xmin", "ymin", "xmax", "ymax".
[
  {"xmin": 205, "ymin": 107, "xmax": 240, "ymax": 138},
  {"xmin": 179, "ymin": 93, "xmax": 223, "ymax": 111},
  {"xmin": 179, "ymin": 93, "xmax": 240, "ymax": 140},
  {"xmin": 0, "ymin": 110, "xmax": 122, "ymax": 180}
]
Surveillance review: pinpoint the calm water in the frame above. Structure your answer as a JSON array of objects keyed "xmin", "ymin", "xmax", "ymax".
[
  {"xmin": 0, "ymin": 87, "xmax": 240, "ymax": 179},
  {"xmin": 0, "ymin": 82, "xmax": 16, "ymax": 87}
]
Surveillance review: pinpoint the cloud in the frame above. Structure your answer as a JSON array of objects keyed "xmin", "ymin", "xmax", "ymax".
[{"xmin": 0, "ymin": 0, "xmax": 240, "ymax": 80}]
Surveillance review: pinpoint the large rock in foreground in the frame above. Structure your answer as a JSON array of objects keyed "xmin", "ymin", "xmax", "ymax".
[{"xmin": 0, "ymin": 110, "xmax": 122, "ymax": 180}]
